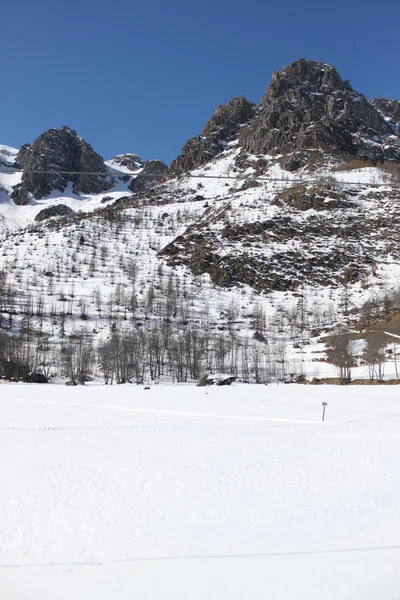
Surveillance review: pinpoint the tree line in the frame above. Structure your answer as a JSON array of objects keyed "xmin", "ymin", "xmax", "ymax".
[{"xmin": 0, "ymin": 323, "xmax": 296, "ymax": 385}]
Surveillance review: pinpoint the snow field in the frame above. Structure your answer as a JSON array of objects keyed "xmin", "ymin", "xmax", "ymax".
[{"xmin": 1, "ymin": 383, "xmax": 400, "ymax": 599}]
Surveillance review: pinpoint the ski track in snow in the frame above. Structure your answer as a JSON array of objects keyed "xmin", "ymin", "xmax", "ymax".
[{"xmin": 1, "ymin": 396, "xmax": 320, "ymax": 425}]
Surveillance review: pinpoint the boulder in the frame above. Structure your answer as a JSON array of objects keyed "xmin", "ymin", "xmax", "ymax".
[
  {"xmin": 206, "ymin": 374, "xmax": 236, "ymax": 386},
  {"xmin": 25, "ymin": 366, "xmax": 48, "ymax": 383},
  {"xmin": 197, "ymin": 374, "xmax": 209, "ymax": 387},
  {"xmin": 34, "ymin": 204, "xmax": 75, "ymax": 222},
  {"xmin": 25, "ymin": 371, "xmax": 48, "ymax": 383}
]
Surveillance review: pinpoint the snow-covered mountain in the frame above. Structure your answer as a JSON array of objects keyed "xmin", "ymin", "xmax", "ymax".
[
  {"xmin": 1, "ymin": 58, "xmax": 400, "ymax": 383},
  {"xmin": 0, "ymin": 127, "xmax": 167, "ymax": 228}
]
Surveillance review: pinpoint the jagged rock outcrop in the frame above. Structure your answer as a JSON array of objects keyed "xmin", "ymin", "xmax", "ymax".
[
  {"xmin": 208, "ymin": 374, "xmax": 236, "ymax": 386},
  {"xmin": 108, "ymin": 153, "xmax": 144, "ymax": 171},
  {"xmin": 165, "ymin": 96, "xmax": 255, "ymax": 178},
  {"xmin": 159, "ymin": 180, "xmax": 400, "ymax": 293},
  {"xmin": 129, "ymin": 160, "xmax": 168, "ymax": 192},
  {"xmin": 238, "ymin": 58, "xmax": 400, "ymax": 164},
  {"xmin": 34, "ymin": 204, "xmax": 75, "ymax": 222},
  {"xmin": 12, "ymin": 126, "xmax": 112, "ymax": 205},
  {"xmin": 370, "ymin": 98, "xmax": 400, "ymax": 132},
  {"xmin": 164, "ymin": 60, "xmax": 400, "ymax": 179},
  {"xmin": 0, "ymin": 146, "xmax": 16, "ymax": 168},
  {"xmin": 275, "ymin": 183, "xmax": 349, "ymax": 211},
  {"xmin": 160, "ymin": 220, "xmax": 370, "ymax": 292}
]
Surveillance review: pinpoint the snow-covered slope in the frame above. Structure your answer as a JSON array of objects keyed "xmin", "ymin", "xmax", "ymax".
[
  {"xmin": 0, "ymin": 144, "xmax": 18, "ymax": 167},
  {"xmin": 1, "ymin": 143, "xmax": 399, "ymax": 383},
  {"xmin": 1, "ymin": 59, "xmax": 400, "ymax": 383}
]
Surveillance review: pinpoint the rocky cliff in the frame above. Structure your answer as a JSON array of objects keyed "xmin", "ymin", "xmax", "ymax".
[
  {"xmin": 153, "ymin": 59, "xmax": 400, "ymax": 294},
  {"xmin": 12, "ymin": 126, "xmax": 112, "ymax": 205},
  {"xmin": 370, "ymin": 98, "xmax": 400, "ymax": 133},
  {"xmin": 238, "ymin": 58, "xmax": 399, "ymax": 164},
  {"xmin": 167, "ymin": 59, "xmax": 400, "ymax": 175},
  {"xmin": 107, "ymin": 153, "xmax": 144, "ymax": 171},
  {"xmin": 165, "ymin": 96, "xmax": 255, "ymax": 178},
  {"xmin": 129, "ymin": 160, "xmax": 168, "ymax": 192}
]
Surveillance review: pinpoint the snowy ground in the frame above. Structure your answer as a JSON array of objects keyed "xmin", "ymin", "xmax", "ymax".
[{"xmin": 1, "ymin": 383, "xmax": 400, "ymax": 599}]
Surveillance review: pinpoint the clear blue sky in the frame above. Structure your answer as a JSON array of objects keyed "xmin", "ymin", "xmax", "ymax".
[{"xmin": 2, "ymin": 0, "xmax": 399, "ymax": 165}]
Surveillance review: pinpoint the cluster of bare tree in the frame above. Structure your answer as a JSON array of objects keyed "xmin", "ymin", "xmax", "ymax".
[
  {"xmin": 4, "ymin": 203, "xmax": 400, "ymax": 386},
  {"xmin": 327, "ymin": 328, "xmax": 398, "ymax": 383},
  {"xmin": 95, "ymin": 325, "xmax": 299, "ymax": 385},
  {"xmin": 0, "ymin": 322, "xmax": 295, "ymax": 385},
  {"xmin": 0, "ymin": 330, "xmax": 55, "ymax": 381},
  {"xmin": 360, "ymin": 285, "xmax": 400, "ymax": 326}
]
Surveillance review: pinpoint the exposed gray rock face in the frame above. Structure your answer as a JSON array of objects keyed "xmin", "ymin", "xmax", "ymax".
[
  {"xmin": 34, "ymin": 204, "xmax": 75, "ymax": 222},
  {"xmin": 0, "ymin": 147, "xmax": 16, "ymax": 168},
  {"xmin": 12, "ymin": 126, "xmax": 112, "ymax": 205},
  {"xmin": 129, "ymin": 160, "xmax": 168, "ymax": 193},
  {"xmin": 238, "ymin": 58, "xmax": 399, "ymax": 162},
  {"xmin": 165, "ymin": 96, "xmax": 255, "ymax": 178},
  {"xmin": 155, "ymin": 60, "xmax": 400, "ymax": 296},
  {"xmin": 108, "ymin": 153, "xmax": 144, "ymax": 171},
  {"xmin": 197, "ymin": 374, "xmax": 236, "ymax": 386},
  {"xmin": 370, "ymin": 98, "xmax": 400, "ymax": 132},
  {"xmin": 159, "ymin": 184, "xmax": 384, "ymax": 292},
  {"xmin": 165, "ymin": 60, "xmax": 400, "ymax": 178}
]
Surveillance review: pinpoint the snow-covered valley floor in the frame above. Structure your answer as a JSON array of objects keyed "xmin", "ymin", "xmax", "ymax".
[{"xmin": 1, "ymin": 383, "xmax": 400, "ymax": 599}]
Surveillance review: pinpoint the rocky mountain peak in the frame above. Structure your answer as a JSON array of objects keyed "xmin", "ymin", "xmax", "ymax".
[
  {"xmin": 238, "ymin": 58, "xmax": 399, "ymax": 165},
  {"xmin": 12, "ymin": 126, "xmax": 112, "ymax": 205},
  {"xmin": 0, "ymin": 145, "xmax": 18, "ymax": 168},
  {"xmin": 165, "ymin": 96, "xmax": 255, "ymax": 178},
  {"xmin": 165, "ymin": 59, "xmax": 400, "ymax": 178},
  {"xmin": 107, "ymin": 153, "xmax": 144, "ymax": 171},
  {"xmin": 267, "ymin": 58, "xmax": 348, "ymax": 96}
]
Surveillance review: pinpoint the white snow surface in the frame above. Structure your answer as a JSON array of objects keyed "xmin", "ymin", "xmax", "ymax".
[{"xmin": 1, "ymin": 383, "xmax": 400, "ymax": 599}]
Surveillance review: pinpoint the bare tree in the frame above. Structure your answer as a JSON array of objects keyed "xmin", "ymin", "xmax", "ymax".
[
  {"xmin": 61, "ymin": 333, "xmax": 94, "ymax": 385},
  {"xmin": 98, "ymin": 339, "xmax": 116, "ymax": 384},
  {"xmin": 328, "ymin": 329, "xmax": 354, "ymax": 384},
  {"xmin": 363, "ymin": 332, "xmax": 386, "ymax": 381}
]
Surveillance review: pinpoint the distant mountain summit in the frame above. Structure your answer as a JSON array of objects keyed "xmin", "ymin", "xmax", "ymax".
[
  {"xmin": 168, "ymin": 58, "xmax": 400, "ymax": 175},
  {"xmin": 107, "ymin": 153, "xmax": 144, "ymax": 171},
  {"xmin": 12, "ymin": 126, "xmax": 113, "ymax": 204},
  {"xmin": 8, "ymin": 127, "xmax": 168, "ymax": 207},
  {"xmin": 0, "ymin": 145, "xmax": 18, "ymax": 169},
  {"xmin": 240, "ymin": 58, "xmax": 399, "ymax": 163}
]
